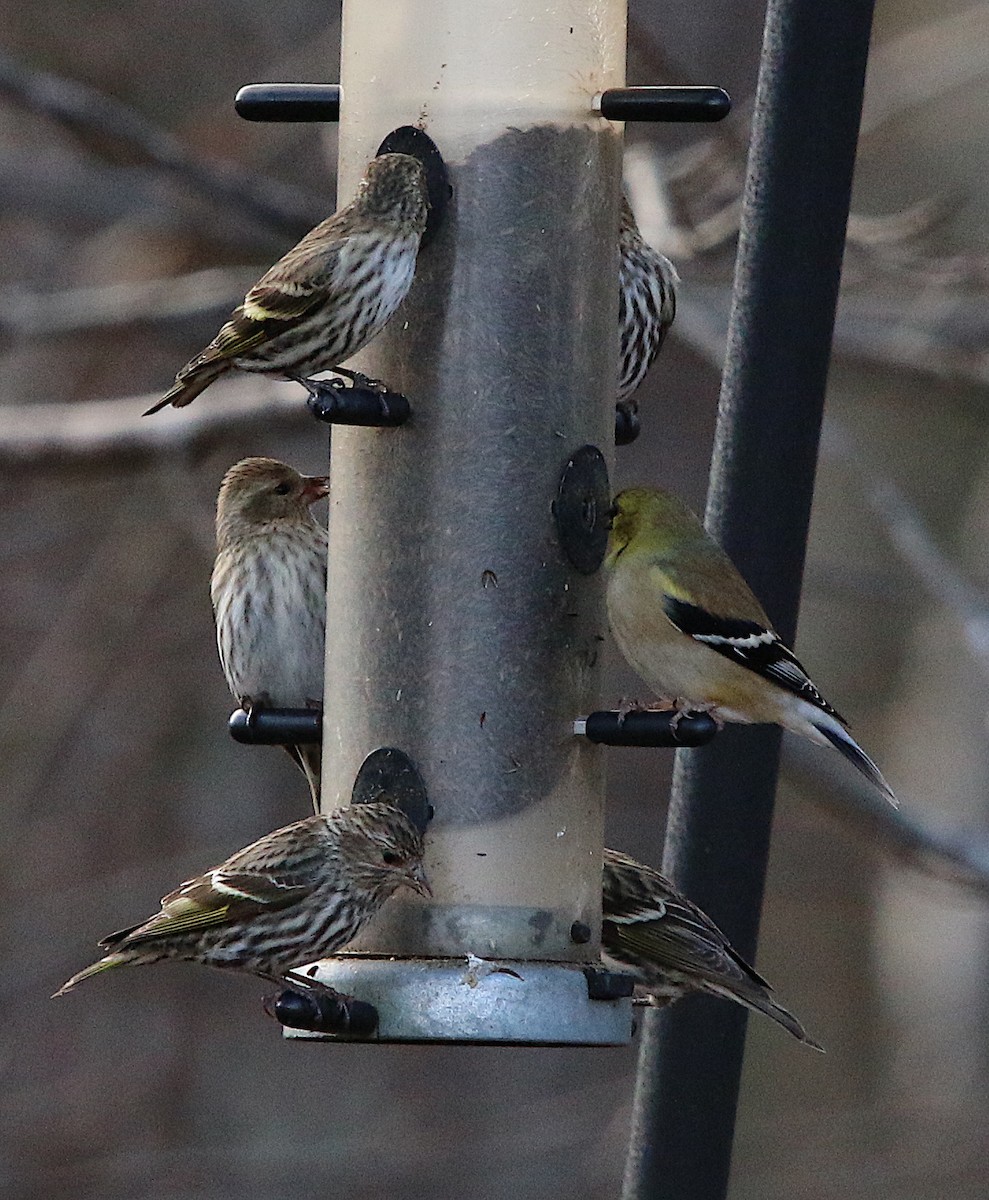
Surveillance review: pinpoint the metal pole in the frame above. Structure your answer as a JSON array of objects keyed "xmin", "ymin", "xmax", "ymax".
[{"xmin": 623, "ymin": 0, "xmax": 877, "ymax": 1194}]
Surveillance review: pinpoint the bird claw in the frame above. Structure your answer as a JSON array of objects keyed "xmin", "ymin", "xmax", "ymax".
[
  {"xmin": 668, "ymin": 702, "xmax": 688, "ymax": 735},
  {"xmin": 299, "ymin": 367, "xmax": 388, "ymax": 396},
  {"xmin": 616, "ymin": 696, "xmax": 666, "ymax": 722},
  {"xmin": 668, "ymin": 700, "xmax": 722, "ymax": 734},
  {"xmin": 615, "ymin": 696, "xmax": 675, "ymax": 723},
  {"xmin": 239, "ymin": 693, "xmax": 275, "ymax": 720},
  {"xmin": 333, "ymin": 367, "xmax": 390, "ymax": 393}
]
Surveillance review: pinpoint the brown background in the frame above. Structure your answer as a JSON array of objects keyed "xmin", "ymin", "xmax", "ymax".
[{"xmin": 3, "ymin": 2, "xmax": 989, "ymax": 1197}]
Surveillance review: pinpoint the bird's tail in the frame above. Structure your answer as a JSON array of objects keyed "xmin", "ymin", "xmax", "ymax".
[
  {"xmin": 52, "ymin": 953, "xmax": 135, "ymax": 997},
  {"xmin": 810, "ymin": 713, "xmax": 897, "ymax": 806},
  {"xmin": 143, "ymin": 361, "xmax": 229, "ymax": 415},
  {"xmin": 708, "ymin": 979, "xmax": 824, "ymax": 1051},
  {"xmin": 285, "ymin": 744, "xmax": 322, "ymax": 813}
]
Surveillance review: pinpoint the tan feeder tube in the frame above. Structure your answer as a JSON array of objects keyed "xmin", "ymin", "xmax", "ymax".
[{"xmin": 299, "ymin": 0, "xmax": 630, "ymax": 1045}]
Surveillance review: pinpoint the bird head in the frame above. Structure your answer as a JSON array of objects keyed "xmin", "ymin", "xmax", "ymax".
[
  {"xmin": 355, "ymin": 153, "xmax": 429, "ymax": 232},
  {"xmin": 341, "ymin": 802, "xmax": 432, "ymax": 901},
  {"xmin": 605, "ymin": 486, "xmax": 701, "ymax": 568},
  {"xmin": 216, "ymin": 457, "xmax": 328, "ymax": 541}
]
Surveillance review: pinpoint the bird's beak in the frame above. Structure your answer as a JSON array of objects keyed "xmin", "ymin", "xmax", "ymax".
[
  {"xmin": 301, "ymin": 475, "xmax": 329, "ymax": 503},
  {"xmin": 404, "ymin": 863, "xmax": 432, "ymax": 899}
]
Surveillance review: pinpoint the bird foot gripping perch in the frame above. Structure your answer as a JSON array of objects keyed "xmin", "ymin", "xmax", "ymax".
[
  {"xmin": 265, "ymin": 984, "xmax": 380, "ymax": 1038},
  {"xmin": 299, "ymin": 126, "xmax": 450, "ymax": 430},
  {"xmin": 235, "ymin": 88, "xmax": 728, "ymax": 449},
  {"xmin": 301, "ymin": 371, "xmax": 412, "ymax": 428},
  {"xmin": 143, "ymin": 127, "xmax": 450, "ymax": 419}
]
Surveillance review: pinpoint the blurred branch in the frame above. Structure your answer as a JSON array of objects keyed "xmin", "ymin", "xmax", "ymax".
[
  {"xmin": 626, "ymin": 136, "xmax": 989, "ymax": 390},
  {"xmin": 0, "ymin": 510, "xmax": 183, "ymax": 814},
  {"xmin": 0, "ymin": 49, "xmax": 321, "ymax": 239},
  {"xmin": 821, "ymin": 423, "xmax": 989, "ymax": 671},
  {"xmin": 860, "ymin": 5, "xmax": 989, "ymax": 138},
  {"xmin": 784, "ymin": 736, "xmax": 989, "ymax": 899},
  {"xmin": 627, "ymin": 8, "xmax": 989, "ymax": 290},
  {"xmin": 1, "ymin": 267, "xmax": 256, "ymax": 337},
  {"xmin": 668, "ymin": 278, "xmax": 989, "ymax": 391},
  {"xmin": 0, "ymin": 379, "xmax": 309, "ymax": 466},
  {"xmin": 0, "ymin": 145, "xmax": 156, "ymax": 226}
]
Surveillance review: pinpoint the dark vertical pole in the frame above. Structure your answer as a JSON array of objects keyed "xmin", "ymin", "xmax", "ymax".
[{"xmin": 622, "ymin": 1, "xmax": 877, "ymax": 1198}]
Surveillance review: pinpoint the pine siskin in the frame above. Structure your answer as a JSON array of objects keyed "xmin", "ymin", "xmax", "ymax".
[
  {"xmin": 144, "ymin": 153, "xmax": 429, "ymax": 414},
  {"xmin": 605, "ymin": 487, "xmax": 896, "ymax": 802},
  {"xmin": 211, "ymin": 457, "xmax": 328, "ymax": 807},
  {"xmin": 54, "ymin": 802, "xmax": 430, "ymax": 996},
  {"xmin": 602, "ymin": 848, "xmax": 820, "ymax": 1048},
  {"xmin": 616, "ymin": 197, "xmax": 678, "ymax": 433}
]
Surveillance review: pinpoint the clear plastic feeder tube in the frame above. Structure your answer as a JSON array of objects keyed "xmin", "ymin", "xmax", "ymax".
[{"xmin": 323, "ymin": 0, "xmax": 626, "ymax": 964}]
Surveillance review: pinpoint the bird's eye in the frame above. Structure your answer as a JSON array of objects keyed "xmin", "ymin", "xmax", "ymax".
[
  {"xmin": 381, "ymin": 850, "xmax": 400, "ymax": 866},
  {"xmin": 272, "ymin": 481, "xmax": 292, "ymax": 496}
]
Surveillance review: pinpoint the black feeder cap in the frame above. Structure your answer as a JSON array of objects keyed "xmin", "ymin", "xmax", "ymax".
[
  {"xmin": 351, "ymin": 747, "xmax": 432, "ymax": 834},
  {"xmin": 554, "ymin": 445, "xmax": 611, "ymax": 575}
]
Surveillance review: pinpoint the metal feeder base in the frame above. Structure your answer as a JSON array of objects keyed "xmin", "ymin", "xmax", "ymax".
[{"xmin": 282, "ymin": 956, "xmax": 634, "ymax": 1046}]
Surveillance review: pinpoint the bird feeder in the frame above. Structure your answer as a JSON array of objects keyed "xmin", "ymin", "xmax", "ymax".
[
  {"xmin": 230, "ymin": 1, "xmax": 728, "ymax": 1046},
  {"xmin": 308, "ymin": 0, "xmax": 626, "ymax": 1046}
]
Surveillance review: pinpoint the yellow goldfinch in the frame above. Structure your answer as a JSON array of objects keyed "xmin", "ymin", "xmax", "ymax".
[{"xmin": 605, "ymin": 487, "xmax": 896, "ymax": 803}]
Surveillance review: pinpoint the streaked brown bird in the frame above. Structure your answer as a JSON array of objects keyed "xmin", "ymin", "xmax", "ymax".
[
  {"xmin": 211, "ymin": 457, "xmax": 328, "ymax": 808},
  {"xmin": 617, "ymin": 197, "xmax": 678, "ymax": 434},
  {"xmin": 54, "ymin": 802, "xmax": 430, "ymax": 996},
  {"xmin": 602, "ymin": 848, "xmax": 820, "ymax": 1048},
  {"xmin": 144, "ymin": 152, "xmax": 429, "ymax": 415}
]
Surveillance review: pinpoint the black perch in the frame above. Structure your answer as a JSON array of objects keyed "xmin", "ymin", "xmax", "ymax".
[
  {"xmin": 615, "ymin": 407, "xmax": 641, "ymax": 447},
  {"xmin": 577, "ymin": 711, "xmax": 718, "ymax": 748},
  {"xmin": 235, "ymin": 83, "xmax": 341, "ymax": 122},
  {"xmin": 303, "ymin": 377, "xmax": 412, "ymax": 427},
  {"xmin": 229, "ymin": 706, "xmax": 717, "ymax": 752},
  {"xmin": 229, "ymin": 707, "xmax": 321, "ymax": 745},
  {"xmin": 598, "ymin": 86, "xmax": 731, "ymax": 123},
  {"xmin": 267, "ymin": 988, "xmax": 379, "ymax": 1038},
  {"xmin": 234, "ymin": 83, "xmax": 731, "ymax": 126}
]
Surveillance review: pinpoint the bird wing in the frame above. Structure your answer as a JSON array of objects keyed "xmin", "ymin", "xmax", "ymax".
[
  {"xmin": 239, "ymin": 279, "xmax": 326, "ymax": 324},
  {"xmin": 100, "ymin": 870, "xmax": 314, "ymax": 946},
  {"xmin": 603, "ymin": 880, "xmax": 771, "ymax": 990},
  {"xmin": 191, "ymin": 262, "xmax": 341, "ymax": 368},
  {"xmin": 201, "ymin": 288, "xmax": 321, "ymax": 361},
  {"xmin": 661, "ymin": 590, "xmax": 844, "ymax": 722},
  {"xmin": 101, "ymin": 819, "xmax": 332, "ymax": 946},
  {"xmin": 236, "ymin": 222, "xmax": 355, "ymax": 323}
]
